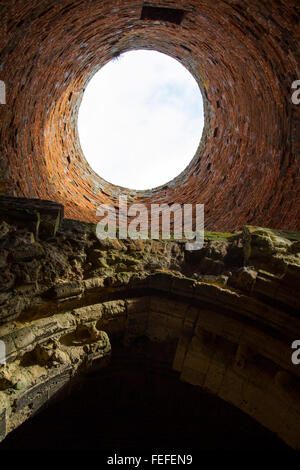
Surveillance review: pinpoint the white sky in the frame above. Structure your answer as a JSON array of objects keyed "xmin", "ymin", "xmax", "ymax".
[{"xmin": 78, "ymin": 50, "xmax": 204, "ymax": 190}]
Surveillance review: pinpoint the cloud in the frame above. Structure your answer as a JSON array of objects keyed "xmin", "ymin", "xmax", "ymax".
[{"xmin": 78, "ymin": 50, "xmax": 204, "ymax": 190}]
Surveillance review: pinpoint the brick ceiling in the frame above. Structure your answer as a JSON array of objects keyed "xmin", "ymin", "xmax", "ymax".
[{"xmin": 0, "ymin": 0, "xmax": 299, "ymax": 230}]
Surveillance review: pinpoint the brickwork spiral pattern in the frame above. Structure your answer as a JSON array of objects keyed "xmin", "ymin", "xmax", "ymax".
[{"xmin": 0, "ymin": 0, "xmax": 299, "ymax": 230}]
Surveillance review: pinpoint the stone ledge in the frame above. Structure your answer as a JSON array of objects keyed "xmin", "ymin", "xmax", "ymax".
[{"xmin": 0, "ymin": 196, "xmax": 64, "ymax": 239}]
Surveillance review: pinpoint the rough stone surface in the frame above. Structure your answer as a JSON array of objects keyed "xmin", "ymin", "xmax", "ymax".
[
  {"xmin": 0, "ymin": 214, "xmax": 299, "ymax": 448},
  {"xmin": 0, "ymin": 196, "xmax": 64, "ymax": 239},
  {"xmin": 0, "ymin": 1, "xmax": 299, "ymax": 230}
]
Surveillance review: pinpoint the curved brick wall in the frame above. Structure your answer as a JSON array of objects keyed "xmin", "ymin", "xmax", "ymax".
[{"xmin": 0, "ymin": 0, "xmax": 299, "ymax": 230}]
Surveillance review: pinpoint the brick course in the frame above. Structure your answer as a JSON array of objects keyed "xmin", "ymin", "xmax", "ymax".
[{"xmin": 0, "ymin": 0, "xmax": 299, "ymax": 230}]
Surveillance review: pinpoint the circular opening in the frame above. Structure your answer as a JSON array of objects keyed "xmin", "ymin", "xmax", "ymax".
[{"xmin": 78, "ymin": 50, "xmax": 204, "ymax": 190}]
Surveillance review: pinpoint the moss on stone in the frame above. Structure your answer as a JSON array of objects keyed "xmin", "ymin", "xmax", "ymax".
[{"xmin": 204, "ymin": 231, "xmax": 237, "ymax": 242}]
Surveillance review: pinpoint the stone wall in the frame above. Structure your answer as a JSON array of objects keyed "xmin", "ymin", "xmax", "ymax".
[{"xmin": 0, "ymin": 202, "xmax": 299, "ymax": 448}]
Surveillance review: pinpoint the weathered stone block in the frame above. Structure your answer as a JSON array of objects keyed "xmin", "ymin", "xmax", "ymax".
[{"xmin": 0, "ymin": 197, "xmax": 64, "ymax": 239}]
